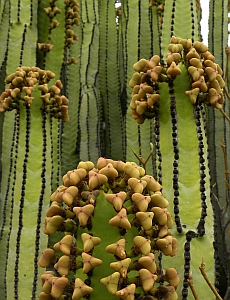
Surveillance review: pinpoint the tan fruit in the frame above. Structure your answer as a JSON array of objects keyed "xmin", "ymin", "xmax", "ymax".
[
  {"xmin": 185, "ymin": 88, "xmax": 200, "ymax": 105},
  {"xmin": 138, "ymin": 253, "xmax": 156, "ymax": 273},
  {"xmin": 164, "ymin": 268, "xmax": 180, "ymax": 288},
  {"xmin": 38, "ymin": 248, "xmax": 55, "ymax": 268},
  {"xmin": 204, "ymin": 59, "xmax": 216, "ymax": 69},
  {"xmin": 106, "ymin": 238, "xmax": 126, "ymax": 259},
  {"xmin": 124, "ymin": 164, "xmax": 140, "ymax": 178},
  {"xmin": 77, "ymin": 161, "xmax": 94, "ymax": 171},
  {"xmin": 130, "ymin": 99, "xmax": 137, "ymax": 110},
  {"xmin": 67, "ymin": 168, "xmax": 87, "ymax": 185},
  {"xmin": 150, "ymin": 191, "xmax": 169, "ymax": 208},
  {"xmin": 194, "ymin": 41, "xmax": 208, "ymax": 53},
  {"xmin": 138, "ymin": 84, "xmax": 153, "ymax": 99},
  {"xmin": 216, "ymin": 73, "xmax": 225, "ymax": 88},
  {"xmin": 72, "ymin": 278, "xmax": 93, "ymax": 300},
  {"xmin": 147, "ymin": 93, "xmax": 160, "ymax": 108},
  {"xmin": 189, "ymin": 57, "xmax": 203, "ymax": 68},
  {"xmin": 116, "ymin": 284, "xmax": 136, "ymax": 300},
  {"xmin": 105, "ymin": 191, "xmax": 127, "ymax": 211},
  {"xmin": 135, "ymin": 101, "xmax": 148, "ymax": 115},
  {"xmin": 139, "ymin": 269, "xmax": 157, "ymax": 291},
  {"xmin": 51, "ymin": 277, "xmax": 69, "ymax": 299},
  {"xmin": 209, "ymin": 79, "xmax": 222, "ymax": 94},
  {"xmin": 209, "ymin": 88, "xmax": 221, "ymax": 105},
  {"xmin": 109, "ymin": 208, "xmax": 131, "ymax": 230},
  {"xmin": 168, "ymin": 43, "xmax": 183, "ymax": 53},
  {"xmin": 192, "ymin": 76, "xmax": 208, "ymax": 92},
  {"xmin": 128, "ymin": 178, "xmax": 147, "ymax": 194},
  {"xmin": 62, "ymin": 186, "xmax": 79, "ymax": 206},
  {"xmin": 54, "ymin": 255, "xmax": 70, "ymax": 276},
  {"xmin": 81, "ymin": 233, "xmax": 101, "ymax": 252},
  {"xmin": 166, "ymin": 52, "xmax": 181, "ymax": 65},
  {"xmin": 100, "ymin": 272, "xmax": 120, "ymax": 295},
  {"xmin": 188, "ymin": 66, "xmax": 204, "ymax": 81},
  {"xmin": 147, "ymin": 66, "xmax": 162, "ymax": 81},
  {"xmin": 156, "ymin": 236, "xmax": 173, "ymax": 256},
  {"xmin": 205, "ymin": 66, "xmax": 218, "ymax": 81},
  {"xmin": 186, "ymin": 47, "xmax": 200, "ymax": 60},
  {"xmin": 132, "ymin": 193, "xmax": 151, "ymax": 212},
  {"xmin": 110, "ymin": 258, "xmax": 131, "ymax": 278},
  {"xmin": 133, "ymin": 236, "xmax": 151, "ymax": 255},
  {"xmin": 202, "ymin": 51, "xmax": 215, "ymax": 61},
  {"xmin": 148, "ymin": 55, "xmax": 161, "ymax": 68},
  {"xmin": 46, "ymin": 202, "xmax": 63, "ymax": 217},
  {"xmin": 88, "ymin": 170, "xmax": 108, "ymax": 189},
  {"xmin": 99, "ymin": 163, "xmax": 119, "ymax": 178},
  {"xmin": 151, "ymin": 207, "xmax": 168, "ymax": 225},
  {"xmin": 73, "ymin": 204, "xmax": 94, "ymax": 227},
  {"xmin": 129, "ymin": 72, "xmax": 142, "ymax": 88},
  {"xmin": 136, "ymin": 212, "xmax": 154, "ymax": 231},
  {"xmin": 53, "ymin": 235, "xmax": 73, "ymax": 255},
  {"xmin": 44, "ymin": 216, "xmax": 63, "ymax": 235},
  {"xmin": 112, "ymin": 160, "xmax": 126, "ymax": 173},
  {"xmin": 158, "ymin": 224, "xmax": 170, "ymax": 238},
  {"xmin": 82, "ymin": 252, "xmax": 103, "ymax": 273},
  {"xmin": 62, "ymin": 174, "xmax": 71, "ymax": 187},
  {"xmin": 133, "ymin": 59, "xmax": 148, "ymax": 72},
  {"xmin": 170, "ymin": 36, "xmax": 181, "ymax": 44},
  {"xmin": 179, "ymin": 38, "xmax": 192, "ymax": 49},
  {"xmin": 141, "ymin": 175, "xmax": 162, "ymax": 192},
  {"xmin": 166, "ymin": 61, "xmax": 182, "ymax": 77}
]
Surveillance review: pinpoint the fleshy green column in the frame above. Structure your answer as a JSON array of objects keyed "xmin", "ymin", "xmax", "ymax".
[
  {"xmin": 128, "ymin": 34, "xmax": 220, "ymax": 298},
  {"xmin": 0, "ymin": 69, "xmax": 69, "ymax": 299},
  {"xmin": 208, "ymin": 0, "xmax": 230, "ymax": 298}
]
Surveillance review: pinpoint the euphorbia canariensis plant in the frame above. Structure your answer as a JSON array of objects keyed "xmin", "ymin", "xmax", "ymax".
[
  {"xmin": 38, "ymin": 157, "xmax": 180, "ymax": 299},
  {"xmin": 0, "ymin": 1, "xmax": 230, "ymax": 300}
]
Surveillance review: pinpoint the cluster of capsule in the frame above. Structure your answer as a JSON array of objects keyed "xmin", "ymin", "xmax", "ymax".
[
  {"xmin": 175, "ymin": 42, "xmax": 225, "ymax": 109},
  {"xmin": 129, "ymin": 55, "xmax": 162, "ymax": 124},
  {"xmin": 64, "ymin": 0, "xmax": 80, "ymax": 51},
  {"xmin": 129, "ymin": 37, "xmax": 225, "ymax": 124},
  {"xmin": 38, "ymin": 0, "xmax": 62, "ymax": 53},
  {"xmin": 164, "ymin": 36, "xmax": 225, "ymax": 109},
  {"xmin": 39, "ymin": 158, "xmax": 179, "ymax": 299},
  {"xmin": 38, "ymin": 0, "xmax": 79, "ymax": 65},
  {"xmin": 0, "ymin": 66, "xmax": 69, "ymax": 121},
  {"xmin": 149, "ymin": 0, "xmax": 164, "ymax": 9}
]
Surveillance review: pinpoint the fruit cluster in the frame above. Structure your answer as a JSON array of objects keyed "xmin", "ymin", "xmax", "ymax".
[
  {"xmin": 39, "ymin": 158, "xmax": 179, "ymax": 300},
  {"xmin": 129, "ymin": 37, "xmax": 225, "ymax": 124},
  {"xmin": 0, "ymin": 66, "xmax": 69, "ymax": 121},
  {"xmin": 64, "ymin": 0, "xmax": 80, "ymax": 47},
  {"xmin": 38, "ymin": 0, "xmax": 79, "ymax": 65}
]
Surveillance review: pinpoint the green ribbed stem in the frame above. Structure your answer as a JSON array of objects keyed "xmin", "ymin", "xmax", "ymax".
[
  {"xmin": 121, "ymin": 0, "xmax": 159, "ymax": 175},
  {"xmin": 0, "ymin": 65, "xmax": 69, "ymax": 299},
  {"xmin": 99, "ymin": 0, "xmax": 124, "ymax": 160},
  {"xmin": 158, "ymin": 68, "xmax": 214, "ymax": 299},
  {"xmin": 208, "ymin": 0, "xmax": 230, "ymax": 297},
  {"xmin": 0, "ymin": 101, "xmax": 52, "ymax": 299}
]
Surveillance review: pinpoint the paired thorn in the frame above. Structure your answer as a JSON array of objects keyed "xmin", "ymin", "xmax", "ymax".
[
  {"xmin": 130, "ymin": 143, "xmax": 154, "ymax": 173},
  {"xmin": 199, "ymin": 258, "xmax": 223, "ymax": 300}
]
